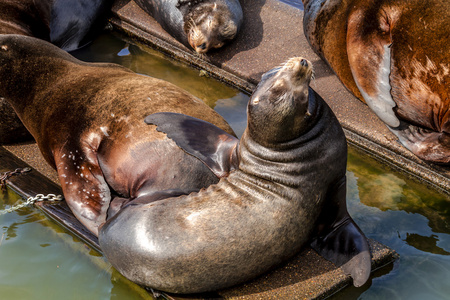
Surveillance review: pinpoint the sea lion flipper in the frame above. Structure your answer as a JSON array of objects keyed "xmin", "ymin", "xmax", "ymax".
[
  {"xmin": 145, "ymin": 112, "xmax": 239, "ymax": 178},
  {"xmin": 346, "ymin": 8, "xmax": 400, "ymax": 128},
  {"xmin": 54, "ymin": 147, "xmax": 111, "ymax": 236},
  {"xmin": 310, "ymin": 176, "xmax": 371, "ymax": 287},
  {"xmin": 389, "ymin": 122, "xmax": 450, "ymax": 164}
]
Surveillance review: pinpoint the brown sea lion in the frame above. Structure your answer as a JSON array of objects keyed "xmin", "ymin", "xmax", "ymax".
[
  {"xmin": 302, "ymin": 0, "xmax": 450, "ymax": 164},
  {"xmin": 99, "ymin": 57, "xmax": 371, "ymax": 293},
  {"xmin": 0, "ymin": 0, "xmax": 113, "ymax": 143},
  {"xmin": 134, "ymin": 0, "xmax": 243, "ymax": 53},
  {"xmin": 0, "ymin": 34, "xmax": 235, "ymax": 236}
]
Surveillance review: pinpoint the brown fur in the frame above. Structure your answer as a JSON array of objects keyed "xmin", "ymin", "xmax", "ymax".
[{"xmin": 302, "ymin": 0, "xmax": 450, "ymax": 163}]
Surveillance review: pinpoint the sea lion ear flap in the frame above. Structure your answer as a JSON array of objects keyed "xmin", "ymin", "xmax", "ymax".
[
  {"xmin": 310, "ymin": 176, "xmax": 372, "ymax": 287},
  {"xmin": 145, "ymin": 112, "xmax": 239, "ymax": 178}
]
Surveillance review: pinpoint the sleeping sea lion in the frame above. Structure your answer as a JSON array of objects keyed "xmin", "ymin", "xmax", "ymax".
[
  {"xmin": 98, "ymin": 57, "xmax": 371, "ymax": 293},
  {"xmin": 134, "ymin": 0, "xmax": 243, "ymax": 53},
  {"xmin": 0, "ymin": 0, "xmax": 113, "ymax": 144},
  {"xmin": 302, "ymin": 0, "xmax": 450, "ymax": 164},
  {"xmin": 0, "ymin": 34, "xmax": 235, "ymax": 236}
]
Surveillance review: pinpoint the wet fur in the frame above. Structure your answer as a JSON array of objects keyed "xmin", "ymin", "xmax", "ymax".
[{"xmin": 99, "ymin": 58, "xmax": 371, "ymax": 293}]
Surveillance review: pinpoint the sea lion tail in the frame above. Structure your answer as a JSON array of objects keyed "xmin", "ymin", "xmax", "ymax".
[{"xmin": 310, "ymin": 176, "xmax": 372, "ymax": 287}]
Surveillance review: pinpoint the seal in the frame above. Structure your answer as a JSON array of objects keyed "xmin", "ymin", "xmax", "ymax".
[
  {"xmin": 0, "ymin": 0, "xmax": 114, "ymax": 143},
  {"xmin": 134, "ymin": 0, "xmax": 243, "ymax": 53},
  {"xmin": 99, "ymin": 57, "xmax": 371, "ymax": 293},
  {"xmin": 302, "ymin": 0, "xmax": 450, "ymax": 164},
  {"xmin": 0, "ymin": 34, "xmax": 235, "ymax": 236}
]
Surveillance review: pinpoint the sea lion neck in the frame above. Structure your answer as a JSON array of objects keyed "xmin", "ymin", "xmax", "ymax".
[{"xmin": 236, "ymin": 92, "xmax": 336, "ymax": 188}]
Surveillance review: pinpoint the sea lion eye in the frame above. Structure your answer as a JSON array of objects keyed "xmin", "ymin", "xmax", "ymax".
[{"xmin": 198, "ymin": 43, "xmax": 206, "ymax": 50}]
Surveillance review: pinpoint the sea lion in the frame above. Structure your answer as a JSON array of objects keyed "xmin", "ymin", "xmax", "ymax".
[
  {"xmin": 134, "ymin": 0, "xmax": 243, "ymax": 53},
  {"xmin": 0, "ymin": 34, "xmax": 236, "ymax": 236},
  {"xmin": 302, "ymin": 0, "xmax": 450, "ymax": 164},
  {"xmin": 0, "ymin": 0, "xmax": 113, "ymax": 143},
  {"xmin": 0, "ymin": 0, "xmax": 112, "ymax": 54},
  {"xmin": 98, "ymin": 57, "xmax": 371, "ymax": 293}
]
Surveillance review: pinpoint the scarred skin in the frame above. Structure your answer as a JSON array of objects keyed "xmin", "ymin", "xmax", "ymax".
[
  {"xmin": 134, "ymin": 0, "xmax": 243, "ymax": 53},
  {"xmin": 302, "ymin": 0, "xmax": 450, "ymax": 164},
  {"xmin": 0, "ymin": 34, "xmax": 235, "ymax": 236},
  {"xmin": 0, "ymin": 0, "xmax": 113, "ymax": 144},
  {"xmin": 99, "ymin": 57, "xmax": 371, "ymax": 293}
]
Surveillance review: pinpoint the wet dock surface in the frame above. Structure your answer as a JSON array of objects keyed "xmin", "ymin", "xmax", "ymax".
[{"xmin": 108, "ymin": 0, "xmax": 449, "ymax": 193}]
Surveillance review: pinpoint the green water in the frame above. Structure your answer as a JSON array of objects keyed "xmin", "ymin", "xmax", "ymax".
[
  {"xmin": 1, "ymin": 33, "xmax": 449, "ymax": 299},
  {"xmin": 0, "ymin": 188, "xmax": 152, "ymax": 299}
]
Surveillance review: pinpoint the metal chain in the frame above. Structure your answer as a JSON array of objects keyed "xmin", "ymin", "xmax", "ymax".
[
  {"xmin": 0, "ymin": 167, "xmax": 32, "ymax": 190},
  {"xmin": 0, "ymin": 193, "xmax": 64, "ymax": 215}
]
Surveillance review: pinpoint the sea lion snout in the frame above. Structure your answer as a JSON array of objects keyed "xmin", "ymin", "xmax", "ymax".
[{"xmin": 283, "ymin": 57, "xmax": 314, "ymax": 84}]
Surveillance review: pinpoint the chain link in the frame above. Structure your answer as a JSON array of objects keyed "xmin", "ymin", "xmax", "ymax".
[
  {"xmin": 1, "ymin": 167, "xmax": 32, "ymax": 190},
  {"xmin": 1, "ymin": 167, "xmax": 64, "ymax": 214},
  {"xmin": 0, "ymin": 193, "xmax": 64, "ymax": 215}
]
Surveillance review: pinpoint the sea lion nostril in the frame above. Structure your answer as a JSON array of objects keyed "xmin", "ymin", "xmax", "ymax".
[{"xmin": 300, "ymin": 59, "xmax": 308, "ymax": 67}]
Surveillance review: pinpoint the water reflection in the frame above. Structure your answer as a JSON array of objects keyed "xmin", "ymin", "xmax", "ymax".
[{"xmin": 335, "ymin": 147, "xmax": 450, "ymax": 300}]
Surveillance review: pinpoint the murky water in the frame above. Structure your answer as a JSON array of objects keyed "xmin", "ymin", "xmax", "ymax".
[
  {"xmin": 0, "ymin": 188, "xmax": 152, "ymax": 299},
  {"xmin": 1, "ymin": 32, "xmax": 449, "ymax": 299}
]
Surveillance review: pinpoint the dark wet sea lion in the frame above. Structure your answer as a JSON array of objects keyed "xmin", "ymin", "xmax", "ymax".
[
  {"xmin": 134, "ymin": 0, "xmax": 243, "ymax": 53},
  {"xmin": 0, "ymin": 34, "xmax": 235, "ymax": 235},
  {"xmin": 0, "ymin": 0, "xmax": 112, "ymax": 54},
  {"xmin": 302, "ymin": 0, "xmax": 450, "ymax": 164},
  {"xmin": 0, "ymin": 0, "xmax": 113, "ymax": 144},
  {"xmin": 99, "ymin": 57, "xmax": 371, "ymax": 293}
]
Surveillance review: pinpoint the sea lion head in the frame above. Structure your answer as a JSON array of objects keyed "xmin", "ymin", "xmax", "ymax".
[
  {"xmin": 183, "ymin": 1, "xmax": 239, "ymax": 54},
  {"xmin": 247, "ymin": 57, "xmax": 315, "ymax": 146}
]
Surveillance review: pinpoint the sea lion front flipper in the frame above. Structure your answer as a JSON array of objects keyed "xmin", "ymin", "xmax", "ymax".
[
  {"xmin": 145, "ymin": 112, "xmax": 239, "ymax": 178},
  {"xmin": 310, "ymin": 176, "xmax": 371, "ymax": 287},
  {"xmin": 346, "ymin": 6, "xmax": 400, "ymax": 128},
  {"xmin": 389, "ymin": 122, "xmax": 450, "ymax": 165},
  {"xmin": 54, "ymin": 146, "xmax": 111, "ymax": 237}
]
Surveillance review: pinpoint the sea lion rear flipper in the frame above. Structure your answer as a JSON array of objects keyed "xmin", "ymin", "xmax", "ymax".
[
  {"xmin": 389, "ymin": 122, "xmax": 450, "ymax": 165},
  {"xmin": 145, "ymin": 112, "xmax": 239, "ymax": 178},
  {"xmin": 310, "ymin": 176, "xmax": 371, "ymax": 287}
]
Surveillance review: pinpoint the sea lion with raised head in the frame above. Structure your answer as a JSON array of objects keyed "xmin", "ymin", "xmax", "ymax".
[
  {"xmin": 134, "ymin": 0, "xmax": 243, "ymax": 53},
  {"xmin": 0, "ymin": 34, "xmax": 236, "ymax": 236},
  {"xmin": 302, "ymin": 0, "xmax": 450, "ymax": 164},
  {"xmin": 0, "ymin": 0, "xmax": 113, "ymax": 144},
  {"xmin": 98, "ymin": 57, "xmax": 371, "ymax": 293}
]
